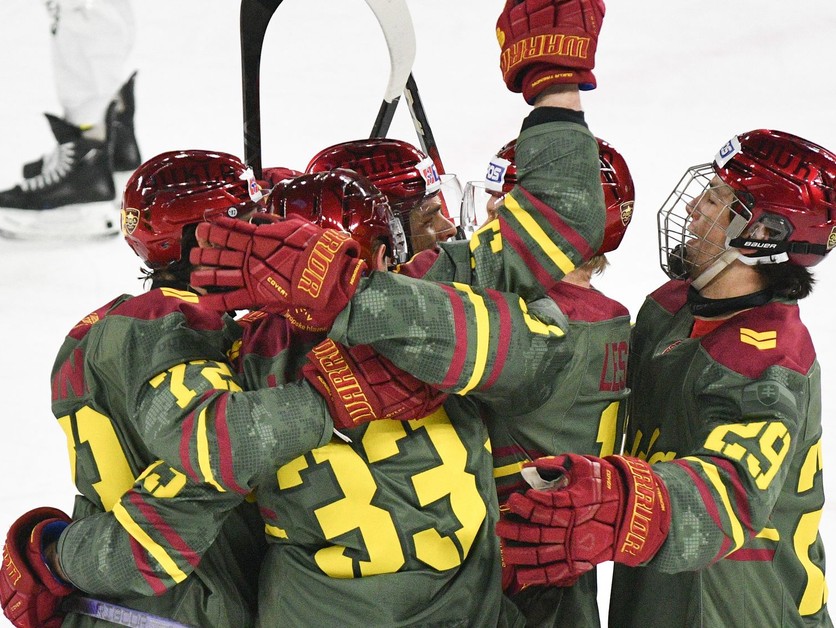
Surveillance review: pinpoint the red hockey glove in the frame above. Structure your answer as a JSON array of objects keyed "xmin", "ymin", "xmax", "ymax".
[
  {"xmin": 497, "ymin": 0, "xmax": 606, "ymax": 103},
  {"xmin": 302, "ymin": 338, "xmax": 448, "ymax": 431},
  {"xmin": 190, "ymin": 215, "xmax": 367, "ymax": 332},
  {"xmin": 1, "ymin": 508, "xmax": 74, "ymax": 628},
  {"xmin": 495, "ymin": 454, "xmax": 670, "ymax": 587},
  {"xmin": 499, "ymin": 521, "xmax": 583, "ymax": 594}
]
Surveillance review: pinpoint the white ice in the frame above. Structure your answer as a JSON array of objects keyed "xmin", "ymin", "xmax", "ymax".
[{"xmin": 1, "ymin": 0, "xmax": 835, "ymax": 625}]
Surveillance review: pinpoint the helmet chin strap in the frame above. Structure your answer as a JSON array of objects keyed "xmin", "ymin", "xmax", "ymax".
[
  {"xmin": 691, "ymin": 248, "xmax": 790, "ymax": 291},
  {"xmin": 690, "ymin": 248, "xmax": 741, "ymax": 291}
]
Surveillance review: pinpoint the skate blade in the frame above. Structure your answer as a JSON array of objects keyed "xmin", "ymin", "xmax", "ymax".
[{"xmin": 0, "ymin": 201, "xmax": 121, "ymax": 239}]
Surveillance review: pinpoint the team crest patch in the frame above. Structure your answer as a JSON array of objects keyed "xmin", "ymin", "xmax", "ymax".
[
  {"xmin": 827, "ymin": 226, "xmax": 836, "ymax": 251},
  {"xmin": 755, "ymin": 383, "xmax": 779, "ymax": 406},
  {"xmin": 122, "ymin": 207, "xmax": 140, "ymax": 235},
  {"xmin": 620, "ymin": 201, "xmax": 634, "ymax": 226}
]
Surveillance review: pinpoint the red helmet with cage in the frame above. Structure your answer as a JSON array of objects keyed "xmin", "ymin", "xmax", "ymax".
[
  {"xmin": 714, "ymin": 129, "xmax": 836, "ymax": 267},
  {"xmin": 270, "ymin": 168, "xmax": 407, "ymax": 266},
  {"xmin": 306, "ymin": 139, "xmax": 442, "ymax": 217},
  {"xmin": 121, "ymin": 150, "xmax": 267, "ymax": 268},
  {"xmin": 483, "ymin": 138, "xmax": 634, "ymax": 254}
]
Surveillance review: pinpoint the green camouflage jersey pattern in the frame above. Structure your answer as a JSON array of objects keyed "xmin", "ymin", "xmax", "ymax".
[
  {"xmin": 52, "ymin": 278, "xmax": 566, "ymax": 627},
  {"xmin": 335, "ymin": 116, "xmax": 614, "ymax": 627},
  {"xmin": 51, "ymin": 288, "xmax": 333, "ymax": 626},
  {"xmin": 611, "ymin": 280, "xmax": 832, "ymax": 628},
  {"xmin": 491, "ymin": 281, "xmax": 630, "ymax": 628},
  {"xmin": 50, "ymin": 112, "xmax": 605, "ymax": 627}
]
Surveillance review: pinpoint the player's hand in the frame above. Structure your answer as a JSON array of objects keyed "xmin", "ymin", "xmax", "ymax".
[
  {"xmin": 1, "ymin": 508, "xmax": 73, "ymax": 628},
  {"xmin": 496, "ymin": 0, "xmax": 605, "ymax": 103},
  {"xmin": 495, "ymin": 454, "xmax": 670, "ymax": 587},
  {"xmin": 190, "ymin": 215, "xmax": 367, "ymax": 332},
  {"xmin": 302, "ymin": 338, "xmax": 448, "ymax": 431}
]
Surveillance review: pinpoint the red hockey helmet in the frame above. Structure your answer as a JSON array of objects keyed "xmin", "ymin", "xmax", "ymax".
[
  {"xmin": 474, "ymin": 138, "xmax": 634, "ymax": 255},
  {"xmin": 262, "ymin": 166, "xmax": 304, "ymax": 187},
  {"xmin": 122, "ymin": 150, "xmax": 267, "ymax": 268},
  {"xmin": 306, "ymin": 138, "xmax": 442, "ymax": 217},
  {"xmin": 714, "ymin": 129, "xmax": 836, "ymax": 267},
  {"xmin": 597, "ymin": 138, "xmax": 635, "ymax": 255},
  {"xmin": 270, "ymin": 168, "xmax": 407, "ymax": 266}
]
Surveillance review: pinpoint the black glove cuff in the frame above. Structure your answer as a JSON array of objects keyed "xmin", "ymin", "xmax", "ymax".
[{"xmin": 521, "ymin": 107, "xmax": 587, "ymax": 132}]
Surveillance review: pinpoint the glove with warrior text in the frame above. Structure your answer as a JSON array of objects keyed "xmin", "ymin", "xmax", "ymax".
[
  {"xmin": 495, "ymin": 454, "xmax": 670, "ymax": 587},
  {"xmin": 497, "ymin": 0, "xmax": 605, "ymax": 103},
  {"xmin": 302, "ymin": 338, "xmax": 448, "ymax": 431},
  {"xmin": 190, "ymin": 215, "xmax": 367, "ymax": 332},
  {"xmin": 1, "ymin": 507, "xmax": 74, "ymax": 628}
]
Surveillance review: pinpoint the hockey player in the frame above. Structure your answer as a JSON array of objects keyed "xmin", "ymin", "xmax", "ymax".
[
  {"xmin": 0, "ymin": 0, "xmax": 141, "ymax": 239},
  {"xmin": 0, "ymin": 152, "xmax": 443, "ymax": 628},
  {"xmin": 306, "ymin": 137, "xmax": 459, "ymax": 261},
  {"xmin": 2, "ymin": 160, "xmax": 573, "ymax": 627},
  {"xmin": 496, "ymin": 129, "xmax": 835, "ymax": 627},
  {"xmin": 465, "ymin": 137, "xmax": 636, "ymax": 627}
]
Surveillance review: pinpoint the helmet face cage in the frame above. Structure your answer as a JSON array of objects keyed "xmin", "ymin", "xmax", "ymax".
[
  {"xmin": 656, "ymin": 163, "xmax": 752, "ymax": 280},
  {"xmin": 121, "ymin": 150, "xmax": 266, "ymax": 268}
]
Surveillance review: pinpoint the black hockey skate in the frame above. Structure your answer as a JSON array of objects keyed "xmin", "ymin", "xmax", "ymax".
[
  {"xmin": 22, "ymin": 72, "xmax": 141, "ymax": 185},
  {"xmin": 0, "ymin": 114, "xmax": 118, "ymax": 239}
]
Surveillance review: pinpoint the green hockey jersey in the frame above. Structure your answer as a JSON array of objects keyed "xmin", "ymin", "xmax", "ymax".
[
  {"xmin": 51, "ymin": 288, "xmax": 333, "ymax": 626},
  {"xmin": 612, "ymin": 279, "xmax": 832, "ymax": 627}
]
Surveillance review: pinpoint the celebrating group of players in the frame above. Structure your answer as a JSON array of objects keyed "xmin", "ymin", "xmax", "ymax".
[{"xmin": 3, "ymin": 0, "xmax": 835, "ymax": 626}]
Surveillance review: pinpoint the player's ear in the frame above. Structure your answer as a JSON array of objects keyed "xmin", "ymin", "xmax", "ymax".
[{"xmin": 373, "ymin": 242, "xmax": 389, "ymax": 272}]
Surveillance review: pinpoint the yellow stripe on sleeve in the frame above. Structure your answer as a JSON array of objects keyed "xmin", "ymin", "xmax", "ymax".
[
  {"xmin": 682, "ymin": 456, "xmax": 745, "ymax": 552},
  {"xmin": 112, "ymin": 501, "xmax": 188, "ymax": 583},
  {"xmin": 451, "ymin": 283, "xmax": 490, "ymax": 395},
  {"xmin": 493, "ymin": 460, "xmax": 527, "ymax": 479},
  {"xmin": 197, "ymin": 407, "xmax": 226, "ymax": 492},
  {"xmin": 504, "ymin": 192, "xmax": 576, "ymax": 275}
]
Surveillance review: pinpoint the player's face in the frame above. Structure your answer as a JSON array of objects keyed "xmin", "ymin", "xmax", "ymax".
[
  {"xmin": 409, "ymin": 195, "xmax": 457, "ymax": 253},
  {"xmin": 683, "ymin": 176, "xmax": 736, "ymax": 277},
  {"xmin": 485, "ymin": 193, "xmax": 503, "ymax": 225}
]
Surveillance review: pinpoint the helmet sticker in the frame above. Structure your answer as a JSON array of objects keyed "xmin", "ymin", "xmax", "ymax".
[
  {"xmin": 240, "ymin": 167, "xmax": 264, "ymax": 202},
  {"xmin": 485, "ymin": 156, "xmax": 512, "ymax": 193},
  {"xmin": 715, "ymin": 136, "xmax": 742, "ymax": 168},
  {"xmin": 416, "ymin": 157, "xmax": 442, "ymax": 194},
  {"xmin": 828, "ymin": 226, "xmax": 836, "ymax": 251}
]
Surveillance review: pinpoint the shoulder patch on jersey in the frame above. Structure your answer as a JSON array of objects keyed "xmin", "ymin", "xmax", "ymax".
[{"xmin": 701, "ymin": 302, "xmax": 815, "ymax": 378}]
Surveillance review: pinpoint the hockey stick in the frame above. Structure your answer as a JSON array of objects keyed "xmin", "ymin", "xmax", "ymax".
[
  {"xmin": 363, "ymin": 0, "xmax": 416, "ymax": 137},
  {"xmin": 240, "ymin": 0, "xmax": 284, "ymax": 178},
  {"xmin": 62, "ymin": 595, "xmax": 195, "ymax": 628},
  {"xmin": 362, "ymin": 3, "xmax": 457, "ymax": 221},
  {"xmin": 403, "ymin": 72, "xmax": 445, "ymax": 175}
]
